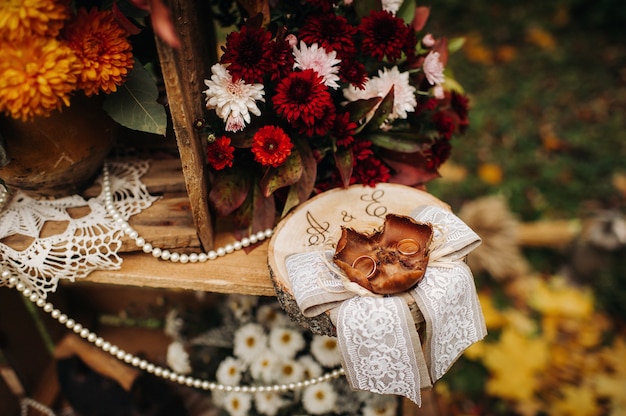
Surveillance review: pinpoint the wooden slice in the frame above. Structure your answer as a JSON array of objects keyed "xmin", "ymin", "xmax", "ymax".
[{"xmin": 267, "ymin": 183, "xmax": 449, "ymax": 336}]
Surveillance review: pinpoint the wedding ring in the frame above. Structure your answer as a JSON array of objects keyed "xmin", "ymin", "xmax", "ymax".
[
  {"xmin": 351, "ymin": 255, "xmax": 377, "ymax": 278},
  {"xmin": 396, "ymin": 238, "xmax": 420, "ymax": 256}
]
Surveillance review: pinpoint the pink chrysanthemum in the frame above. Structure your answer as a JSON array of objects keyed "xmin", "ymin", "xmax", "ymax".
[
  {"xmin": 359, "ymin": 10, "xmax": 412, "ymax": 63},
  {"xmin": 422, "ymin": 50, "xmax": 446, "ymax": 86},
  {"xmin": 220, "ymin": 26, "xmax": 273, "ymax": 84},
  {"xmin": 273, "ymin": 69, "xmax": 333, "ymax": 128},
  {"xmin": 293, "ymin": 41, "xmax": 341, "ymax": 89},
  {"xmin": 206, "ymin": 136, "xmax": 235, "ymax": 170},
  {"xmin": 252, "ymin": 125, "xmax": 293, "ymax": 168}
]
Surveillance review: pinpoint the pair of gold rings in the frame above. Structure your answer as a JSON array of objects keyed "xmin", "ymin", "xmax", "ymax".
[{"xmin": 350, "ymin": 238, "xmax": 422, "ymax": 278}]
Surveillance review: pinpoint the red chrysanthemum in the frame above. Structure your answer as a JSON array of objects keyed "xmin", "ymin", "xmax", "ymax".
[
  {"xmin": 220, "ymin": 26, "xmax": 273, "ymax": 84},
  {"xmin": 450, "ymin": 91, "xmax": 470, "ymax": 132},
  {"xmin": 425, "ymin": 138, "xmax": 452, "ymax": 170},
  {"xmin": 304, "ymin": 0, "xmax": 337, "ymax": 13},
  {"xmin": 298, "ymin": 14, "xmax": 357, "ymax": 58},
  {"xmin": 206, "ymin": 136, "xmax": 235, "ymax": 170},
  {"xmin": 359, "ymin": 10, "xmax": 412, "ymax": 63},
  {"xmin": 293, "ymin": 101, "xmax": 336, "ymax": 137},
  {"xmin": 351, "ymin": 153, "xmax": 392, "ymax": 187},
  {"xmin": 432, "ymin": 110, "xmax": 457, "ymax": 140},
  {"xmin": 332, "ymin": 112, "xmax": 358, "ymax": 147},
  {"xmin": 273, "ymin": 69, "xmax": 334, "ymax": 128},
  {"xmin": 269, "ymin": 37, "xmax": 295, "ymax": 81},
  {"xmin": 251, "ymin": 125, "xmax": 293, "ymax": 168},
  {"xmin": 338, "ymin": 57, "xmax": 368, "ymax": 90}
]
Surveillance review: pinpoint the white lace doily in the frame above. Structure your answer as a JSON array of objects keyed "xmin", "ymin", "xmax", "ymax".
[{"xmin": 0, "ymin": 160, "xmax": 159, "ymax": 298}]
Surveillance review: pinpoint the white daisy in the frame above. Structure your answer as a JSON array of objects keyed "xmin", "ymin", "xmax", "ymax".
[
  {"xmin": 165, "ymin": 340, "xmax": 191, "ymax": 375},
  {"xmin": 216, "ymin": 356, "xmax": 245, "ymax": 386},
  {"xmin": 256, "ymin": 304, "xmax": 291, "ymax": 329},
  {"xmin": 310, "ymin": 335, "xmax": 342, "ymax": 367},
  {"xmin": 422, "ymin": 50, "xmax": 446, "ymax": 86},
  {"xmin": 293, "ymin": 41, "xmax": 341, "ymax": 89},
  {"xmin": 362, "ymin": 394, "xmax": 398, "ymax": 416},
  {"xmin": 342, "ymin": 77, "xmax": 375, "ymax": 102},
  {"xmin": 372, "ymin": 66, "xmax": 417, "ymax": 120},
  {"xmin": 275, "ymin": 358, "xmax": 305, "ymax": 384},
  {"xmin": 249, "ymin": 348, "xmax": 279, "ymax": 381},
  {"xmin": 203, "ymin": 63, "xmax": 265, "ymax": 132},
  {"xmin": 222, "ymin": 391, "xmax": 252, "ymax": 416},
  {"xmin": 233, "ymin": 323, "xmax": 267, "ymax": 364},
  {"xmin": 268, "ymin": 327, "xmax": 305, "ymax": 359},
  {"xmin": 254, "ymin": 391, "xmax": 287, "ymax": 416},
  {"xmin": 302, "ymin": 382, "xmax": 337, "ymax": 415},
  {"xmin": 298, "ymin": 355, "xmax": 323, "ymax": 379}
]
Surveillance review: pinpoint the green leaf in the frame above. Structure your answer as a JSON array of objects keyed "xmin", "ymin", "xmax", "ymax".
[
  {"xmin": 397, "ymin": 0, "xmax": 416, "ymax": 25},
  {"xmin": 447, "ymin": 36, "xmax": 467, "ymax": 53},
  {"xmin": 334, "ymin": 147, "xmax": 353, "ymax": 188},
  {"xmin": 365, "ymin": 86, "xmax": 395, "ymax": 131},
  {"xmin": 344, "ymin": 97, "xmax": 383, "ymax": 134},
  {"xmin": 232, "ymin": 182, "xmax": 276, "ymax": 242},
  {"xmin": 367, "ymin": 131, "xmax": 431, "ymax": 152},
  {"xmin": 281, "ymin": 139, "xmax": 317, "ymax": 217},
  {"xmin": 102, "ymin": 63, "xmax": 167, "ymax": 135},
  {"xmin": 258, "ymin": 150, "xmax": 303, "ymax": 198},
  {"xmin": 208, "ymin": 168, "xmax": 251, "ymax": 216}
]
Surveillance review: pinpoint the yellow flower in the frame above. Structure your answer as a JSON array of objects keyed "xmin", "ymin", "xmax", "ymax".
[
  {"xmin": 0, "ymin": 36, "xmax": 80, "ymax": 120},
  {"xmin": 62, "ymin": 8, "xmax": 134, "ymax": 96},
  {"xmin": 0, "ymin": 0, "xmax": 70, "ymax": 41}
]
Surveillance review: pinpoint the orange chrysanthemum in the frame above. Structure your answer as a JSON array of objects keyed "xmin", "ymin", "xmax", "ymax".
[
  {"xmin": 0, "ymin": 37, "xmax": 80, "ymax": 120},
  {"xmin": 62, "ymin": 7, "xmax": 134, "ymax": 96},
  {"xmin": 0, "ymin": 0, "xmax": 70, "ymax": 41}
]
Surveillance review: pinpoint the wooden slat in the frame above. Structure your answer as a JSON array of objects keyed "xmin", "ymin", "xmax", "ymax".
[{"xmin": 154, "ymin": 0, "xmax": 216, "ymax": 250}]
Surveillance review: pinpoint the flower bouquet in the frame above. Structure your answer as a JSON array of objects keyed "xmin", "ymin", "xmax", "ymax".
[
  {"xmin": 0, "ymin": 0, "xmax": 169, "ymax": 134},
  {"xmin": 201, "ymin": 0, "xmax": 470, "ymax": 234}
]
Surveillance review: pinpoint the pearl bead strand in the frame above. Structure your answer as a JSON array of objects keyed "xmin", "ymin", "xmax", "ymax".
[
  {"xmin": 102, "ymin": 163, "xmax": 274, "ymax": 264},
  {"xmin": 4, "ymin": 269, "xmax": 345, "ymax": 393}
]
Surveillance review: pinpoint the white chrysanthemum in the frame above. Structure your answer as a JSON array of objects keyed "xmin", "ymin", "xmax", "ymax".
[
  {"xmin": 163, "ymin": 309, "xmax": 184, "ymax": 339},
  {"xmin": 256, "ymin": 304, "xmax": 291, "ymax": 328},
  {"xmin": 372, "ymin": 66, "xmax": 417, "ymax": 120},
  {"xmin": 381, "ymin": 0, "xmax": 403, "ymax": 14},
  {"xmin": 268, "ymin": 327, "xmax": 305, "ymax": 359},
  {"xmin": 293, "ymin": 41, "xmax": 341, "ymax": 89},
  {"xmin": 302, "ymin": 383, "xmax": 338, "ymax": 415},
  {"xmin": 203, "ymin": 63, "xmax": 265, "ymax": 132},
  {"xmin": 233, "ymin": 323, "xmax": 267, "ymax": 364},
  {"xmin": 311, "ymin": 335, "xmax": 342, "ymax": 367},
  {"xmin": 165, "ymin": 341, "xmax": 191, "ymax": 375},
  {"xmin": 222, "ymin": 391, "xmax": 252, "ymax": 416},
  {"xmin": 343, "ymin": 66, "xmax": 416, "ymax": 121},
  {"xmin": 362, "ymin": 394, "xmax": 398, "ymax": 416},
  {"xmin": 275, "ymin": 358, "xmax": 305, "ymax": 384},
  {"xmin": 422, "ymin": 51, "xmax": 446, "ymax": 86},
  {"xmin": 216, "ymin": 356, "xmax": 245, "ymax": 386},
  {"xmin": 249, "ymin": 348, "xmax": 279, "ymax": 381},
  {"xmin": 254, "ymin": 391, "xmax": 287, "ymax": 416},
  {"xmin": 298, "ymin": 355, "xmax": 323, "ymax": 379}
]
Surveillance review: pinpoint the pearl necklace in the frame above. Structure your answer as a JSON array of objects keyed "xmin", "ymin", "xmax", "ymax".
[
  {"xmin": 0, "ymin": 166, "xmax": 345, "ymax": 394},
  {"xmin": 102, "ymin": 163, "xmax": 274, "ymax": 263}
]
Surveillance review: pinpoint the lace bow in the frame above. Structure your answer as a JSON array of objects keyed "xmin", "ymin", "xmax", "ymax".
[{"xmin": 285, "ymin": 205, "xmax": 487, "ymax": 405}]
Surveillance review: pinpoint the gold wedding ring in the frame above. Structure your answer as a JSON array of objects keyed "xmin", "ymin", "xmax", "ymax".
[
  {"xmin": 351, "ymin": 255, "xmax": 377, "ymax": 278},
  {"xmin": 396, "ymin": 238, "xmax": 420, "ymax": 256}
]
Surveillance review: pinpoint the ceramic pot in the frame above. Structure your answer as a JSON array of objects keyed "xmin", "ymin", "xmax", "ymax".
[{"xmin": 0, "ymin": 95, "xmax": 116, "ymax": 198}]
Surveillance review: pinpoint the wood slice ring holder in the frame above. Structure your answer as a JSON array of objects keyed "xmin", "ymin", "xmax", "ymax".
[{"xmin": 267, "ymin": 183, "xmax": 450, "ymax": 336}]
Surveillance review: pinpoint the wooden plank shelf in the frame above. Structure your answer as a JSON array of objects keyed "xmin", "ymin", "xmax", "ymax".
[{"xmin": 75, "ymin": 156, "xmax": 276, "ymax": 296}]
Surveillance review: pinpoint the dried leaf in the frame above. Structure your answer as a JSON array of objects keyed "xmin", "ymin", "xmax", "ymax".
[
  {"xmin": 259, "ymin": 149, "xmax": 303, "ymax": 198},
  {"xmin": 208, "ymin": 168, "xmax": 251, "ymax": 216},
  {"xmin": 333, "ymin": 147, "xmax": 353, "ymax": 189}
]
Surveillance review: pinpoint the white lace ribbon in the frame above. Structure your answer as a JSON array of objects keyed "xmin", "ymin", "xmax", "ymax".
[
  {"xmin": 0, "ymin": 160, "xmax": 159, "ymax": 298},
  {"xmin": 285, "ymin": 204, "xmax": 486, "ymax": 405}
]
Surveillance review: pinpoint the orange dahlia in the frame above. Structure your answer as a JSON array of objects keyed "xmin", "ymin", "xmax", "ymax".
[
  {"xmin": 0, "ymin": 36, "xmax": 80, "ymax": 120},
  {"xmin": 0, "ymin": 0, "xmax": 70, "ymax": 41},
  {"xmin": 62, "ymin": 7, "xmax": 134, "ymax": 96}
]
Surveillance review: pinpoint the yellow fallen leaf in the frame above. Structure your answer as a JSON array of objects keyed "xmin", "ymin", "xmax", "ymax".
[
  {"xmin": 478, "ymin": 162, "xmax": 503, "ymax": 185},
  {"xmin": 526, "ymin": 26, "xmax": 556, "ymax": 50},
  {"xmin": 549, "ymin": 384, "xmax": 600, "ymax": 416}
]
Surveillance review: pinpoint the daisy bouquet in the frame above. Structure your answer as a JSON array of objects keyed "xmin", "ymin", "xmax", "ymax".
[
  {"xmin": 0, "ymin": 0, "xmax": 166, "ymax": 134},
  {"xmin": 165, "ymin": 294, "xmax": 400, "ymax": 416},
  {"xmin": 202, "ymin": 0, "xmax": 470, "ymax": 233}
]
